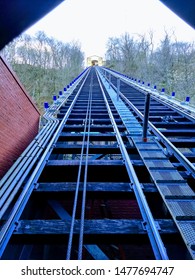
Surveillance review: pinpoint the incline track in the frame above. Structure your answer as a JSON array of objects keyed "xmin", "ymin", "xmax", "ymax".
[
  {"xmin": 103, "ymin": 68, "xmax": 195, "ymax": 174},
  {"xmin": 0, "ymin": 67, "xmax": 195, "ymax": 260}
]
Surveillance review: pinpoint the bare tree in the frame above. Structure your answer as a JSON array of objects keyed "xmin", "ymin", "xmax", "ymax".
[
  {"xmin": 0, "ymin": 31, "xmax": 84, "ymax": 111},
  {"xmin": 105, "ymin": 30, "xmax": 195, "ymax": 104}
]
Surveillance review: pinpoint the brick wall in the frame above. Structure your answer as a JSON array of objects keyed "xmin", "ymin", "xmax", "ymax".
[{"xmin": 0, "ymin": 56, "xmax": 40, "ymax": 178}]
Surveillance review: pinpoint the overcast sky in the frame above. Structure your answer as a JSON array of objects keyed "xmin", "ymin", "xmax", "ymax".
[{"xmin": 26, "ymin": 0, "xmax": 195, "ymax": 60}]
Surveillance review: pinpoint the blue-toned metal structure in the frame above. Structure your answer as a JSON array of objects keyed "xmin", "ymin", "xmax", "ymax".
[
  {"xmin": 0, "ymin": 0, "xmax": 195, "ymax": 261},
  {"xmin": 1, "ymin": 66, "xmax": 195, "ymax": 260}
]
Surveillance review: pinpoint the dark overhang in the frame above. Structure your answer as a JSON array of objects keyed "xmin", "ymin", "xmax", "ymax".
[
  {"xmin": 159, "ymin": 0, "xmax": 195, "ymax": 29},
  {"xmin": 0, "ymin": 0, "xmax": 194, "ymax": 51},
  {"xmin": 0, "ymin": 0, "xmax": 64, "ymax": 50}
]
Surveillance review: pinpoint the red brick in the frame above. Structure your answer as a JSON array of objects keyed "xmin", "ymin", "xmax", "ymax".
[{"xmin": 0, "ymin": 56, "xmax": 40, "ymax": 178}]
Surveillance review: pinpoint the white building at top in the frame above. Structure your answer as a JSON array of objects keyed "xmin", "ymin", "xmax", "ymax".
[{"xmin": 87, "ymin": 55, "xmax": 103, "ymax": 66}]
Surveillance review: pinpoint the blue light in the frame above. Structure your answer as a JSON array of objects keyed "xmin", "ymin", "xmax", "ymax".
[
  {"xmin": 186, "ymin": 96, "xmax": 190, "ymax": 102},
  {"xmin": 53, "ymin": 95, "xmax": 57, "ymax": 101},
  {"xmin": 161, "ymin": 88, "xmax": 165, "ymax": 92},
  {"xmin": 154, "ymin": 85, "xmax": 157, "ymax": 89},
  {"xmin": 44, "ymin": 102, "xmax": 49, "ymax": 109},
  {"xmin": 59, "ymin": 91, "xmax": 62, "ymax": 96},
  {"xmin": 171, "ymin": 92, "xmax": 175, "ymax": 97}
]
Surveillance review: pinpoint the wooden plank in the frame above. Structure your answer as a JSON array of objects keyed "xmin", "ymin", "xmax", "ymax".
[
  {"xmin": 161, "ymin": 130, "xmax": 195, "ymax": 137},
  {"xmin": 58, "ymin": 132, "xmax": 126, "ymax": 141},
  {"xmin": 62, "ymin": 125, "xmax": 125, "ymax": 132},
  {"xmin": 53, "ymin": 143, "xmax": 133, "ymax": 154},
  {"xmin": 66, "ymin": 118, "xmax": 121, "ymax": 124},
  {"xmin": 46, "ymin": 159, "xmax": 123, "ymax": 166},
  {"xmin": 147, "ymin": 111, "xmax": 179, "ymax": 116},
  {"xmin": 153, "ymin": 122, "xmax": 195, "ymax": 129},
  {"xmin": 46, "ymin": 159, "xmax": 143, "ymax": 167},
  {"xmin": 15, "ymin": 219, "xmax": 177, "ymax": 235},
  {"xmin": 169, "ymin": 138, "xmax": 195, "ymax": 148},
  {"xmin": 35, "ymin": 182, "xmax": 157, "ymax": 193}
]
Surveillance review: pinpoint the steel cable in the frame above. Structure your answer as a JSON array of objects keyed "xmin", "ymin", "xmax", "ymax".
[
  {"xmin": 66, "ymin": 74, "xmax": 93, "ymax": 260},
  {"xmin": 78, "ymin": 74, "xmax": 93, "ymax": 259}
]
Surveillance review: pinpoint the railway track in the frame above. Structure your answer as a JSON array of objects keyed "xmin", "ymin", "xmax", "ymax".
[{"xmin": 0, "ymin": 66, "xmax": 195, "ymax": 260}]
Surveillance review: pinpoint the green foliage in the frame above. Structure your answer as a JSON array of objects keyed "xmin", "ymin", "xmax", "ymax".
[{"xmin": 1, "ymin": 31, "xmax": 85, "ymax": 112}]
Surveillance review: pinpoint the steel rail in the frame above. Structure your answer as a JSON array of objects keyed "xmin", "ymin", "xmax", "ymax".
[
  {"xmin": 96, "ymin": 68, "xmax": 169, "ymax": 260},
  {"xmin": 103, "ymin": 69, "xmax": 195, "ymax": 179},
  {"xmin": 0, "ymin": 68, "xmax": 91, "ymax": 258}
]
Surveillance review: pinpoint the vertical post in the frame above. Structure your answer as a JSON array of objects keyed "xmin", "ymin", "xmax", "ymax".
[
  {"xmin": 117, "ymin": 78, "xmax": 120, "ymax": 101},
  {"xmin": 109, "ymin": 73, "xmax": 111, "ymax": 88},
  {"xmin": 142, "ymin": 93, "xmax": 151, "ymax": 142}
]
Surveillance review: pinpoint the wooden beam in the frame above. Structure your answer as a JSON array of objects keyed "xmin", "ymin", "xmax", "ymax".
[
  {"xmin": 33, "ymin": 182, "xmax": 157, "ymax": 200},
  {"xmin": 46, "ymin": 159, "xmax": 123, "ymax": 166},
  {"xmin": 58, "ymin": 132, "xmax": 126, "ymax": 141},
  {"xmin": 14, "ymin": 219, "xmax": 177, "ymax": 235},
  {"xmin": 62, "ymin": 125, "xmax": 125, "ymax": 132},
  {"xmin": 35, "ymin": 182, "xmax": 157, "ymax": 193},
  {"xmin": 169, "ymin": 138, "xmax": 195, "ymax": 148},
  {"xmin": 53, "ymin": 143, "xmax": 134, "ymax": 154},
  {"xmin": 46, "ymin": 159, "xmax": 143, "ymax": 166}
]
